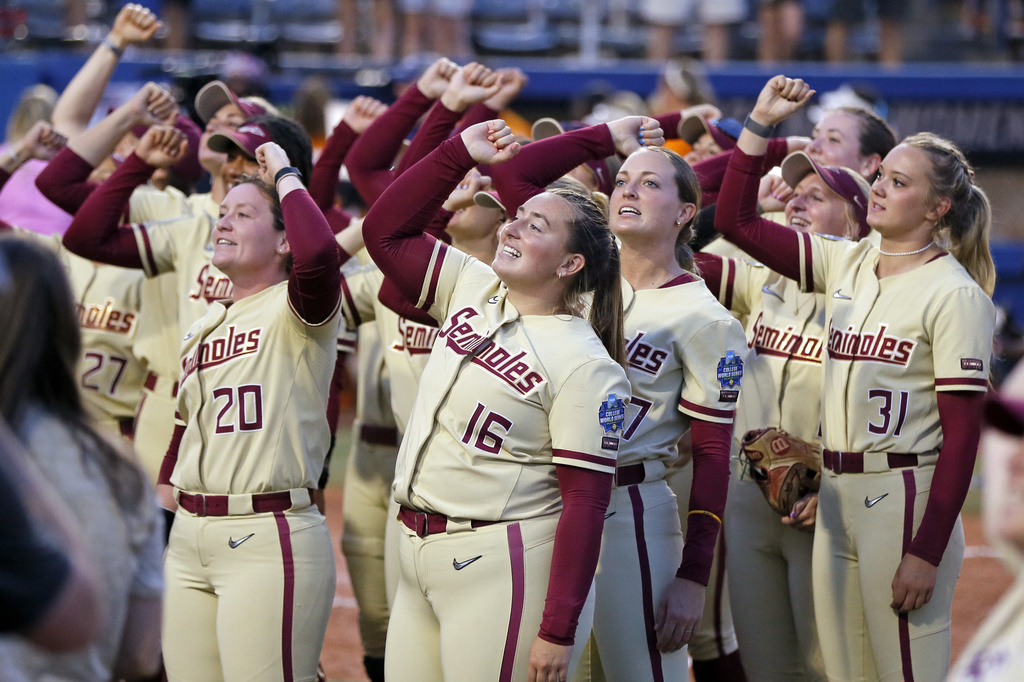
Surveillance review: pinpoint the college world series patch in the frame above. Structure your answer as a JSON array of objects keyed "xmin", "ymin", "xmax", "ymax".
[
  {"xmin": 717, "ymin": 350, "xmax": 743, "ymax": 402},
  {"xmin": 599, "ymin": 393, "xmax": 625, "ymax": 433}
]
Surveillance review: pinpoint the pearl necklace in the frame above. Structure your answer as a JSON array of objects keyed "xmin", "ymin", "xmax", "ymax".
[{"xmin": 878, "ymin": 241, "xmax": 935, "ymax": 257}]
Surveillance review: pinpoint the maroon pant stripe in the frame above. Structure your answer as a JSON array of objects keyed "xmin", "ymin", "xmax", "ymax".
[
  {"xmin": 274, "ymin": 512, "xmax": 296, "ymax": 682},
  {"xmin": 898, "ymin": 470, "xmax": 916, "ymax": 682},
  {"xmin": 629, "ymin": 485, "xmax": 664, "ymax": 682},
  {"xmin": 712, "ymin": 526, "xmax": 727, "ymax": 657},
  {"xmin": 499, "ymin": 523, "xmax": 526, "ymax": 682}
]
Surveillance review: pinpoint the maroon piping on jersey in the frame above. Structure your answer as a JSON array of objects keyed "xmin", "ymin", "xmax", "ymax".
[
  {"xmin": 898, "ymin": 470, "xmax": 917, "ymax": 682},
  {"xmin": 630, "ymin": 485, "xmax": 666, "ymax": 682},
  {"xmin": 498, "ymin": 524, "xmax": 525, "ymax": 682},
  {"xmin": 274, "ymin": 512, "xmax": 296, "ymax": 682}
]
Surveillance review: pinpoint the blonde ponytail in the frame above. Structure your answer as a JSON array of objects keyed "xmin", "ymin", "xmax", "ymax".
[{"xmin": 904, "ymin": 133, "xmax": 996, "ymax": 296}]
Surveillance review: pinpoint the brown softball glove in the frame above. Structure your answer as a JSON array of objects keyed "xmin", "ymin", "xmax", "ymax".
[{"xmin": 740, "ymin": 428, "xmax": 821, "ymax": 517}]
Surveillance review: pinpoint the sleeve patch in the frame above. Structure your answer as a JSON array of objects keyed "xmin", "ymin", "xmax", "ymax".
[
  {"xmin": 960, "ymin": 358, "xmax": 984, "ymax": 371},
  {"xmin": 717, "ymin": 351, "xmax": 744, "ymax": 389},
  {"xmin": 599, "ymin": 393, "xmax": 626, "ymax": 434},
  {"xmin": 601, "ymin": 436, "xmax": 619, "ymax": 451},
  {"xmin": 719, "ymin": 389, "xmax": 739, "ymax": 402}
]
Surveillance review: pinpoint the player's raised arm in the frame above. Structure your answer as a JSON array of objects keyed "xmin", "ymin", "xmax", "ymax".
[
  {"xmin": 306, "ymin": 95, "xmax": 385, "ymax": 213},
  {"xmin": 714, "ymin": 76, "xmax": 816, "ymax": 283},
  {"xmin": 489, "ymin": 116, "xmax": 663, "ymax": 216},
  {"xmin": 345, "ymin": 58, "xmax": 457, "ymax": 207},
  {"xmin": 256, "ymin": 142, "xmax": 341, "ymax": 326},
  {"xmin": 363, "ymin": 119, "xmax": 518, "ymax": 302},
  {"xmin": 62, "ymin": 125, "xmax": 187, "ymax": 268},
  {"xmin": 394, "ymin": 62, "xmax": 501, "ymax": 177},
  {"xmin": 51, "ymin": 3, "xmax": 163, "ymax": 140}
]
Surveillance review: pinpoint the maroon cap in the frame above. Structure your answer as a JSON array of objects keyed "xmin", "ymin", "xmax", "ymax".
[
  {"xmin": 206, "ymin": 122, "xmax": 271, "ymax": 158},
  {"xmin": 781, "ymin": 151, "xmax": 871, "ymax": 238},
  {"xmin": 678, "ymin": 114, "xmax": 741, "ymax": 151},
  {"xmin": 986, "ymin": 393, "xmax": 1024, "ymax": 437},
  {"xmin": 195, "ymin": 80, "xmax": 267, "ymax": 124}
]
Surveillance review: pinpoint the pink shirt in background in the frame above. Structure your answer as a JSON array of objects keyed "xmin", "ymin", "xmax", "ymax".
[{"xmin": 0, "ymin": 151, "xmax": 72, "ymax": 236}]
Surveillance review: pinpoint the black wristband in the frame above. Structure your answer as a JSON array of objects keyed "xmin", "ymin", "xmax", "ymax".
[
  {"xmin": 743, "ymin": 115, "xmax": 776, "ymax": 138},
  {"xmin": 274, "ymin": 166, "xmax": 301, "ymax": 185},
  {"xmin": 101, "ymin": 36, "xmax": 125, "ymax": 58}
]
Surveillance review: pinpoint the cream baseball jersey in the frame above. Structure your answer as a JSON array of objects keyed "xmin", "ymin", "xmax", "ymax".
[
  {"xmin": 394, "ymin": 246, "xmax": 630, "ymax": 521},
  {"xmin": 795, "ymin": 235, "xmax": 995, "ymax": 453},
  {"xmin": 171, "ymin": 281, "xmax": 341, "ymax": 493},
  {"xmin": 711, "ymin": 258, "xmax": 828, "ymax": 444},
  {"xmin": 125, "ymin": 184, "xmax": 194, "ymax": 378},
  {"xmin": 130, "ymin": 209, "xmax": 233, "ymax": 338},
  {"xmin": 63, "ymin": 253, "xmax": 146, "ymax": 423},
  {"xmin": 618, "ymin": 274, "xmax": 746, "ymax": 467},
  {"xmin": 340, "ymin": 260, "xmax": 438, "ymax": 433}
]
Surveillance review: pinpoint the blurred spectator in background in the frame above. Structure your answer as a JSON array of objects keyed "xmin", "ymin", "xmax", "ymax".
[
  {"xmin": 825, "ymin": 0, "xmax": 906, "ymax": 64},
  {"xmin": 294, "ymin": 77, "xmax": 332, "ymax": 154},
  {"xmin": 647, "ymin": 59, "xmax": 715, "ymax": 117},
  {"xmin": 340, "ymin": 0, "xmax": 396, "ymax": 59},
  {"xmin": 758, "ymin": 0, "xmax": 804, "ymax": 62},
  {"xmin": 0, "ymin": 85, "xmax": 68, "ymax": 236},
  {"xmin": 400, "ymin": 0, "xmax": 473, "ymax": 60},
  {"xmin": 162, "ymin": 0, "xmax": 191, "ymax": 50},
  {"xmin": 643, "ymin": 0, "xmax": 746, "ymax": 62},
  {"xmin": 0, "ymin": 4, "xmax": 161, "ymax": 237}
]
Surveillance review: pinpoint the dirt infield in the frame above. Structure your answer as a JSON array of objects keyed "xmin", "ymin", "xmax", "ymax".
[{"xmin": 317, "ymin": 489, "xmax": 1015, "ymax": 682}]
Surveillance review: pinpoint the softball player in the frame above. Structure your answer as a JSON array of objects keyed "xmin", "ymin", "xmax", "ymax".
[
  {"xmin": 696, "ymin": 151, "xmax": 873, "ymax": 681},
  {"xmin": 156, "ymin": 140, "xmax": 342, "ymax": 681},
  {"xmin": 363, "ymin": 120, "xmax": 631, "ymax": 682},
  {"xmin": 948, "ymin": 365, "xmax": 1024, "ymax": 682},
  {"xmin": 489, "ymin": 118, "xmax": 746, "ymax": 681},
  {"xmin": 716, "ymin": 75, "xmax": 996, "ymax": 682}
]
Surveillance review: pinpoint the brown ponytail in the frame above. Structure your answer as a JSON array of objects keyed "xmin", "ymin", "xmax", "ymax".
[{"xmin": 551, "ymin": 188, "xmax": 625, "ymax": 365}]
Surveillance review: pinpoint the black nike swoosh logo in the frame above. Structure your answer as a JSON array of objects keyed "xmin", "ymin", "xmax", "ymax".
[
  {"xmin": 228, "ymin": 533, "xmax": 255, "ymax": 548},
  {"xmin": 604, "ymin": 511, "xmax": 616, "ymax": 520},
  {"xmin": 865, "ymin": 494, "xmax": 889, "ymax": 508},
  {"xmin": 453, "ymin": 555, "xmax": 483, "ymax": 570}
]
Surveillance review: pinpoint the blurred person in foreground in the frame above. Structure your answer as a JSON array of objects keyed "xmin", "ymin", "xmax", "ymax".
[{"xmin": 947, "ymin": 362, "xmax": 1024, "ymax": 681}]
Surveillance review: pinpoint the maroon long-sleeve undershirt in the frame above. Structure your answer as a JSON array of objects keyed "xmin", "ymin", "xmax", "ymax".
[
  {"xmin": 489, "ymin": 123, "xmax": 616, "ymax": 215},
  {"xmin": 693, "ymin": 139, "xmax": 790, "ymax": 207},
  {"xmin": 282, "ymin": 187, "xmax": 344, "ymax": 325},
  {"xmin": 35, "ymin": 147, "xmax": 101, "ymax": 215},
  {"xmin": 542, "ymin": 465, "xmax": 612, "ymax": 645},
  {"xmin": 393, "ymin": 100, "xmax": 463, "ymax": 178},
  {"xmin": 910, "ymin": 391, "xmax": 985, "ymax": 565},
  {"xmin": 62, "ymin": 153, "xmax": 154, "ymax": 268},
  {"xmin": 714, "ymin": 148, "xmax": 804, "ymax": 282},
  {"xmin": 345, "ymin": 84, "xmax": 434, "ymax": 208},
  {"xmin": 680, "ymin": 419, "xmax": 732, "ymax": 584},
  {"xmin": 308, "ymin": 120, "xmax": 359, "ymax": 212},
  {"xmin": 364, "ymin": 135, "xmax": 610, "ymax": 644}
]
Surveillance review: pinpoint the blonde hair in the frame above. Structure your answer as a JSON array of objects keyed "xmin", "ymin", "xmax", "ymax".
[
  {"xmin": 903, "ymin": 133, "xmax": 996, "ymax": 296},
  {"xmin": 5, "ymin": 84, "xmax": 57, "ymax": 142}
]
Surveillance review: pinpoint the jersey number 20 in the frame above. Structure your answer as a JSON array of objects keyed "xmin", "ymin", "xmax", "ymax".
[{"xmin": 213, "ymin": 385, "xmax": 265, "ymax": 434}]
